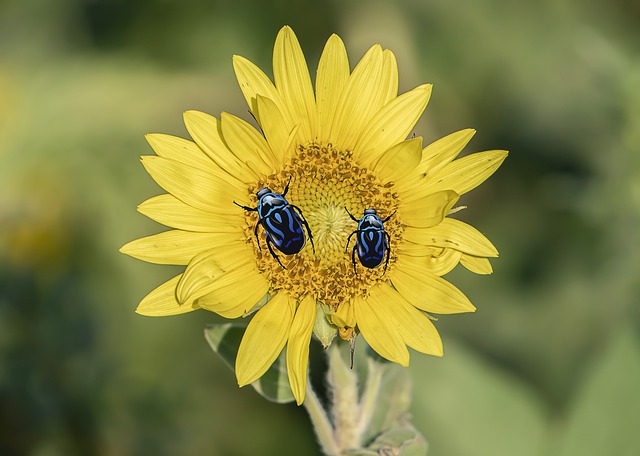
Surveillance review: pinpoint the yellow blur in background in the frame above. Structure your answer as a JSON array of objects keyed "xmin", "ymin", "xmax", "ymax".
[{"xmin": 1, "ymin": 0, "xmax": 639, "ymax": 455}]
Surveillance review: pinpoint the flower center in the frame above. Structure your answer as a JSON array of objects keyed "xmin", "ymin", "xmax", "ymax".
[{"xmin": 243, "ymin": 143, "xmax": 402, "ymax": 308}]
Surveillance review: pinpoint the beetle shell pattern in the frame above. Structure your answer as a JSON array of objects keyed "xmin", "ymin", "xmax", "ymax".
[
  {"xmin": 235, "ymin": 185, "xmax": 313, "ymax": 269},
  {"xmin": 346, "ymin": 208, "xmax": 394, "ymax": 275},
  {"xmin": 258, "ymin": 193, "xmax": 307, "ymax": 255}
]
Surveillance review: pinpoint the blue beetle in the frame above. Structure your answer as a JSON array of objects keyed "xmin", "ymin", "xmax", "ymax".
[
  {"xmin": 234, "ymin": 179, "xmax": 313, "ymax": 269},
  {"xmin": 345, "ymin": 207, "xmax": 395, "ymax": 275}
]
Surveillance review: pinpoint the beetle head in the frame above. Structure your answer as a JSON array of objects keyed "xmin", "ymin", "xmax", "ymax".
[{"xmin": 256, "ymin": 188, "xmax": 272, "ymax": 199}]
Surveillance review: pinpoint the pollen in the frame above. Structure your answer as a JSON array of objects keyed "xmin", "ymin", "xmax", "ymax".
[{"xmin": 241, "ymin": 143, "xmax": 403, "ymax": 309}]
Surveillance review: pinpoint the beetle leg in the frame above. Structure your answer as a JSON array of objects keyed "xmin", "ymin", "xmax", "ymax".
[
  {"xmin": 254, "ymin": 222, "xmax": 263, "ymax": 251},
  {"xmin": 265, "ymin": 235, "xmax": 286, "ymax": 269},
  {"xmin": 345, "ymin": 230, "xmax": 357, "ymax": 253},
  {"xmin": 383, "ymin": 231, "xmax": 392, "ymax": 273},
  {"xmin": 344, "ymin": 206, "xmax": 359, "ymax": 222},
  {"xmin": 301, "ymin": 217, "xmax": 315, "ymax": 253},
  {"xmin": 289, "ymin": 204, "xmax": 315, "ymax": 252},
  {"xmin": 233, "ymin": 201, "xmax": 258, "ymax": 212},
  {"xmin": 351, "ymin": 243, "xmax": 359, "ymax": 277}
]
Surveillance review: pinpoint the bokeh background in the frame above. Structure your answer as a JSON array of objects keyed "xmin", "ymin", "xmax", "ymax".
[{"xmin": 1, "ymin": 0, "xmax": 640, "ymax": 455}]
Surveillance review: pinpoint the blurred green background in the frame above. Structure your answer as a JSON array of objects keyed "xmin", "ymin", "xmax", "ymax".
[{"xmin": 1, "ymin": 0, "xmax": 639, "ymax": 455}]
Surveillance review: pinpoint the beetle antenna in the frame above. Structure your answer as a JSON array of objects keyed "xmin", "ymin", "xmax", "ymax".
[
  {"xmin": 345, "ymin": 206, "xmax": 359, "ymax": 222},
  {"xmin": 283, "ymin": 175, "xmax": 292, "ymax": 196},
  {"xmin": 233, "ymin": 201, "xmax": 257, "ymax": 212},
  {"xmin": 382, "ymin": 210, "xmax": 397, "ymax": 223}
]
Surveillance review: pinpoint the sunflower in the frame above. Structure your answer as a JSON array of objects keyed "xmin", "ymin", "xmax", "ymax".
[{"xmin": 120, "ymin": 26, "xmax": 507, "ymax": 405}]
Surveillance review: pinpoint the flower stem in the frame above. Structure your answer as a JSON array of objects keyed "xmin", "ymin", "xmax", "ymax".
[
  {"xmin": 355, "ymin": 358, "xmax": 384, "ymax": 441},
  {"xmin": 304, "ymin": 380, "xmax": 339, "ymax": 456},
  {"xmin": 328, "ymin": 343, "xmax": 360, "ymax": 450}
]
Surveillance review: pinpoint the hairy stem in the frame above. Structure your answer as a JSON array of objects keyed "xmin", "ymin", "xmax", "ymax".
[
  {"xmin": 328, "ymin": 343, "xmax": 360, "ymax": 450},
  {"xmin": 304, "ymin": 380, "xmax": 339, "ymax": 456}
]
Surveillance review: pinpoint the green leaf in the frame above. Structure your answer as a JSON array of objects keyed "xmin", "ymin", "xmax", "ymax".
[
  {"xmin": 313, "ymin": 301, "xmax": 337, "ymax": 348},
  {"xmin": 204, "ymin": 322, "xmax": 295, "ymax": 404},
  {"xmin": 410, "ymin": 339, "xmax": 547, "ymax": 456},
  {"xmin": 367, "ymin": 424, "xmax": 428, "ymax": 456},
  {"xmin": 550, "ymin": 326, "xmax": 640, "ymax": 456}
]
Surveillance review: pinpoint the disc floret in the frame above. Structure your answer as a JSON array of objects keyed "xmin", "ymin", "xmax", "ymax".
[{"xmin": 241, "ymin": 142, "xmax": 402, "ymax": 309}]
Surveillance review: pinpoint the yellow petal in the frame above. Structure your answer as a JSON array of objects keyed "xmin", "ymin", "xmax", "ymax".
[
  {"xmin": 236, "ymin": 292, "xmax": 295, "ymax": 386},
  {"xmin": 182, "ymin": 110, "xmax": 255, "ymax": 182},
  {"xmin": 332, "ymin": 298, "xmax": 356, "ymax": 328},
  {"xmin": 355, "ymin": 84, "xmax": 432, "ymax": 166},
  {"xmin": 371, "ymin": 285, "xmax": 443, "ymax": 356},
  {"xmin": 273, "ymin": 26, "xmax": 317, "ymax": 141},
  {"xmin": 120, "ymin": 230, "xmax": 225, "ymax": 265},
  {"xmin": 329, "ymin": 44, "xmax": 384, "ymax": 151},
  {"xmin": 255, "ymin": 95, "xmax": 293, "ymax": 166},
  {"xmin": 232, "ymin": 55, "xmax": 285, "ymax": 123},
  {"xmin": 220, "ymin": 112, "xmax": 276, "ymax": 176},
  {"xmin": 146, "ymin": 136, "xmax": 247, "ymax": 195},
  {"xmin": 406, "ymin": 150, "xmax": 508, "ymax": 200},
  {"xmin": 460, "ymin": 254, "xmax": 493, "ymax": 275},
  {"xmin": 401, "ymin": 190, "xmax": 459, "ymax": 228},
  {"xmin": 419, "ymin": 128, "xmax": 476, "ymax": 177},
  {"xmin": 391, "ymin": 259, "xmax": 476, "ymax": 314},
  {"xmin": 380, "ymin": 49, "xmax": 399, "ymax": 105},
  {"xmin": 137, "ymin": 194, "xmax": 243, "ymax": 232},
  {"xmin": 316, "ymin": 34, "xmax": 349, "ymax": 143},
  {"xmin": 176, "ymin": 250, "xmax": 225, "ymax": 304},
  {"xmin": 141, "ymin": 156, "xmax": 237, "ymax": 214},
  {"xmin": 196, "ymin": 266, "xmax": 270, "ymax": 318},
  {"xmin": 145, "ymin": 133, "xmax": 214, "ymax": 171},
  {"xmin": 135, "ymin": 275, "xmax": 199, "ymax": 316},
  {"xmin": 176, "ymin": 242, "xmax": 252, "ymax": 303},
  {"xmin": 396, "ymin": 244, "xmax": 462, "ymax": 276},
  {"xmin": 404, "ymin": 218, "xmax": 498, "ymax": 257},
  {"xmin": 286, "ymin": 295, "xmax": 316, "ymax": 405},
  {"xmin": 354, "ymin": 293, "xmax": 409, "ymax": 366},
  {"xmin": 373, "ymin": 137, "xmax": 423, "ymax": 183}
]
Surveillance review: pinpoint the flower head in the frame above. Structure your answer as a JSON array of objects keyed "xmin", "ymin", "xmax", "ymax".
[{"xmin": 121, "ymin": 26, "xmax": 507, "ymax": 405}]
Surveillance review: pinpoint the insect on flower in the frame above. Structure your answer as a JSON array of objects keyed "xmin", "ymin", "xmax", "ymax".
[
  {"xmin": 345, "ymin": 207, "xmax": 395, "ymax": 275},
  {"xmin": 234, "ymin": 179, "xmax": 314, "ymax": 269},
  {"xmin": 120, "ymin": 26, "xmax": 508, "ymax": 406}
]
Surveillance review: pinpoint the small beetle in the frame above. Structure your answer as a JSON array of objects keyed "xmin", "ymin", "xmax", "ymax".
[
  {"xmin": 234, "ymin": 179, "xmax": 314, "ymax": 269},
  {"xmin": 345, "ymin": 207, "xmax": 395, "ymax": 275}
]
